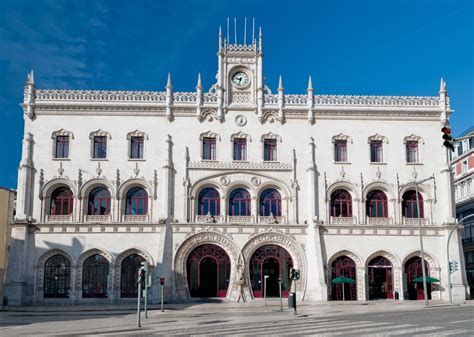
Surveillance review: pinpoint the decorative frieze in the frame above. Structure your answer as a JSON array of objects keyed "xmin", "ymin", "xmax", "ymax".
[{"xmin": 188, "ymin": 161, "xmax": 292, "ymax": 171}]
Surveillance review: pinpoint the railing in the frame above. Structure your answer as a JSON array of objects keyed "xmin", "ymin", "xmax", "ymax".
[
  {"xmin": 402, "ymin": 217, "xmax": 430, "ymax": 226},
  {"xmin": 123, "ymin": 214, "xmax": 150, "ymax": 222},
  {"xmin": 195, "ymin": 214, "xmax": 224, "ymax": 223},
  {"xmin": 85, "ymin": 214, "xmax": 111, "ymax": 223},
  {"xmin": 329, "ymin": 216, "xmax": 357, "ymax": 225},
  {"xmin": 258, "ymin": 215, "xmax": 285, "ymax": 224},
  {"xmin": 366, "ymin": 217, "xmax": 393, "ymax": 226},
  {"xmin": 46, "ymin": 214, "xmax": 73, "ymax": 223},
  {"xmin": 227, "ymin": 216, "xmax": 254, "ymax": 223}
]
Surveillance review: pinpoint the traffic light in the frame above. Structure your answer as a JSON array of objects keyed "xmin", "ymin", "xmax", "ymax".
[
  {"xmin": 441, "ymin": 127, "xmax": 455, "ymax": 152},
  {"xmin": 160, "ymin": 277, "xmax": 165, "ymax": 286},
  {"xmin": 290, "ymin": 268, "xmax": 301, "ymax": 280}
]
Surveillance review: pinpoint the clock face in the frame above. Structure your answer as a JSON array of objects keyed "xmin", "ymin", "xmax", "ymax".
[{"xmin": 232, "ymin": 71, "xmax": 250, "ymax": 88}]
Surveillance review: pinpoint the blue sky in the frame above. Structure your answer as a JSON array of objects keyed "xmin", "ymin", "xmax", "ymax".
[{"xmin": 0, "ymin": 0, "xmax": 472, "ymax": 189}]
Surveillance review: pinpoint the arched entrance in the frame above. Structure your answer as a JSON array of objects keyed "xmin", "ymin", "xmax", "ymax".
[
  {"xmin": 368, "ymin": 256, "xmax": 393, "ymax": 300},
  {"xmin": 331, "ymin": 256, "xmax": 357, "ymax": 301},
  {"xmin": 186, "ymin": 244, "xmax": 230, "ymax": 298},
  {"xmin": 404, "ymin": 256, "xmax": 431, "ymax": 300},
  {"xmin": 250, "ymin": 245, "xmax": 293, "ymax": 298}
]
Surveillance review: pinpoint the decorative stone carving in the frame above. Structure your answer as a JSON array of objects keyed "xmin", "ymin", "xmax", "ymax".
[
  {"xmin": 368, "ymin": 134, "xmax": 388, "ymax": 144},
  {"xmin": 220, "ymin": 176, "xmax": 230, "ymax": 186},
  {"xmin": 51, "ymin": 128, "xmax": 74, "ymax": 139},
  {"xmin": 89, "ymin": 129, "xmax": 111, "ymax": 139},
  {"xmin": 404, "ymin": 134, "xmax": 423, "ymax": 144},
  {"xmin": 126, "ymin": 129, "xmax": 148, "ymax": 140},
  {"xmin": 251, "ymin": 177, "xmax": 261, "ymax": 186},
  {"xmin": 188, "ymin": 161, "xmax": 292, "ymax": 170},
  {"xmin": 235, "ymin": 115, "xmax": 247, "ymax": 126},
  {"xmin": 174, "ymin": 230, "xmax": 240, "ymax": 301},
  {"xmin": 57, "ymin": 162, "xmax": 64, "ymax": 176},
  {"xmin": 199, "ymin": 130, "xmax": 221, "ymax": 141},
  {"xmin": 133, "ymin": 163, "xmax": 140, "ymax": 177},
  {"xmin": 332, "ymin": 133, "xmax": 352, "ymax": 143},
  {"xmin": 261, "ymin": 132, "xmax": 282, "ymax": 142},
  {"xmin": 230, "ymin": 131, "xmax": 251, "ymax": 142}
]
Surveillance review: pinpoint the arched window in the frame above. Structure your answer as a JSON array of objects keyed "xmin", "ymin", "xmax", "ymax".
[
  {"xmin": 50, "ymin": 187, "xmax": 73, "ymax": 215},
  {"xmin": 44, "ymin": 254, "xmax": 70, "ymax": 298},
  {"xmin": 88, "ymin": 187, "xmax": 111, "ymax": 215},
  {"xmin": 330, "ymin": 189, "xmax": 352, "ymax": 217},
  {"xmin": 125, "ymin": 187, "xmax": 148, "ymax": 215},
  {"xmin": 259, "ymin": 188, "xmax": 281, "ymax": 216},
  {"xmin": 82, "ymin": 254, "xmax": 109, "ymax": 298},
  {"xmin": 402, "ymin": 190, "xmax": 424, "ymax": 218},
  {"xmin": 366, "ymin": 190, "xmax": 388, "ymax": 218},
  {"xmin": 228, "ymin": 188, "xmax": 251, "ymax": 216},
  {"xmin": 120, "ymin": 254, "xmax": 145, "ymax": 298},
  {"xmin": 198, "ymin": 188, "xmax": 220, "ymax": 216}
]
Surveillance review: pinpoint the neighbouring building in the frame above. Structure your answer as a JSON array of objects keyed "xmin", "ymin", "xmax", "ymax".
[
  {"xmin": 451, "ymin": 127, "xmax": 474, "ymax": 298},
  {"xmin": 0, "ymin": 187, "xmax": 15, "ymax": 307},
  {"xmin": 4, "ymin": 24, "xmax": 468, "ymax": 305}
]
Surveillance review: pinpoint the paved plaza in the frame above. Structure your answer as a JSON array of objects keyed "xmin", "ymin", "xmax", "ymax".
[{"xmin": 0, "ymin": 300, "xmax": 473, "ymax": 336}]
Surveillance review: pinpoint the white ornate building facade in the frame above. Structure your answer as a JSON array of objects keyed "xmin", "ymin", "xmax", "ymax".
[{"xmin": 5, "ymin": 26, "xmax": 468, "ymax": 305}]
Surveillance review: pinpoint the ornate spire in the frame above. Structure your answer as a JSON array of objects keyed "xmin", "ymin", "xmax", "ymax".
[
  {"xmin": 26, "ymin": 69, "xmax": 35, "ymax": 85},
  {"xmin": 196, "ymin": 73, "xmax": 203, "ymax": 90},
  {"xmin": 166, "ymin": 72, "xmax": 172, "ymax": 90},
  {"xmin": 218, "ymin": 26, "xmax": 223, "ymax": 51},
  {"xmin": 439, "ymin": 77, "xmax": 446, "ymax": 94},
  {"xmin": 278, "ymin": 75, "xmax": 284, "ymax": 91},
  {"xmin": 307, "ymin": 75, "xmax": 313, "ymax": 92},
  {"xmin": 258, "ymin": 26, "xmax": 263, "ymax": 53}
]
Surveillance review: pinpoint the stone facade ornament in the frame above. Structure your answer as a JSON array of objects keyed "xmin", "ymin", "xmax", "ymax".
[
  {"xmin": 96, "ymin": 162, "xmax": 102, "ymax": 177},
  {"xmin": 58, "ymin": 162, "xmax": 64, "ymax": 176},
  {"xmin": 133, "ymin": 163, "xmax": 140, "ymax": 177},
  {"xmin": 235, "ymin": 115, "xmax": 247, "ymax": 126},
  {"xmin": 220, "ymin": 176, "xmax": 230, "ymax": 186},
  {"xmin": 251, "ymin": 177, "xmax": 261, "ymax": 186}
]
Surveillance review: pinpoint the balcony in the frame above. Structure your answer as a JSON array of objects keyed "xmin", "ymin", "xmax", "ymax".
[
  {"xmin": 366, "ymin": 217, "xmax": 393, "ymax": 226},
  {"xmin": 402, "ymin": 217, "xmax": 430, "ymax": 226},
  {"xmin": 46, "ymin": 214, "xmax": 73, "ymax": 223},
  {"xmin": 123, "ymin": 214, "xmax": 150, "ymax": 222},
  {"xmin": 258, "ymin": 215, "xmax": 285, "ymax": 224},
  {"xmin": 329, "ymin": 216, "xmax": 357, "ymax": 225},
  {"xmin": 85, "ymin": 214, "xmax": 111, "ymax": 223}
]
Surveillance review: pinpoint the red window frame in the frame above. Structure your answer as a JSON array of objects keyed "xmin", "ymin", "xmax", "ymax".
[
  {"xmin": 228, "ymin": 188, "xmax": 251, "ymax": 216},
  {"xmin": 93, "ymin": 136, "xmax": 107, "ymax": 159},
  {"xmin": 263, "ymin": 139, "xmax": 277, "ymax": 161},
  {"xmin": 50, "ymin": 187, "xmax": 73, "ymax": 215},
  {"xmin": 402, "ymin": 190, "xmax": 424, "ymax": 218},
  {"xmin": 330, "ymin": 189, "xmax": 352, "ymax": 217},
  {"xmin": 406, "ymin": 141, "xmax": 419, "ymax": 163},
  {"xmin": 55, "ymin": 136, "xmax": 69, "ymax": 159},
  {"xmin": 202, "ymin": 137, "xmax": 216, "ymax": 160},
  {"xmin": 259, "ymin": 188, "xmax": 281, "ymax": 216},
  {"xmin": 366, "ymin": 190, "xmax": 388, "ymax": 218},
  {"xmin": 334, "ymin": 140, "xmax": 347, "ymax": 162},
  {"xmin": 88, "ymin": 187, "xmax": 111, "ymax": 215},
  {"xmin": 233, "ymin": 138, "xmax": 247, "ymax": 161},
  {"xmin": 130, "ymin": 136, "xmax": 144, "ymax": 159},
  {"xmin": 198, "ymin": 188, "xmax": 220, "ymax": 216},
  {"xmin": 370, "ymin": 140, "xmax": 383, "ymax": 163}
]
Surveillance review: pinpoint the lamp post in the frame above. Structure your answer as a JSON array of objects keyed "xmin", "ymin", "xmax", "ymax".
[
  {"xmin": 264, "ymin": 275, "xmax": 269, "ymax": 306},
  {"xmin": 403, "ymin": 175, "xmax": 434, "ymax": 307},
  {"xmin": 447, "ymin": 214, "xmax": 474, "ymax": 304}
]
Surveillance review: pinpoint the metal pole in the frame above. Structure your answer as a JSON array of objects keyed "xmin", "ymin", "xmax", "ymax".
[
  {"xmin": 415, "ymin": 182, "xmax": 429, "ymax": 307},
  {"xmin": 137, "ymin": 279, "xmax": 142, "ymax": 328},
  {"xmin": 293, "ymin": 280, "xmax": 297, "ymax": 315},
  {"xmin": 447, "ymin": 214, "xmax": 474, "ymax": 304},
  {"xmin": 264, "ymin": 275, "xmax": 268, "ymax": 306},
  {"xmin": 161, "ymin": 284, "xmax": 164, "ymax": 312},
  {"xmin": 279, "ymin": 280, "xmax": 283, "ymax": 311},
  {"xmin": 144, "ymin": 283, "xmax": 148, "ymax": 318}
]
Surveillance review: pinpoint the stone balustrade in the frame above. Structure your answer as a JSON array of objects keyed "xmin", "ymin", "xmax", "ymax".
[
  {"xmin": 46, "ymin": 214, "xmax": 73, "ymax": 223},
  {"xmin": 85, "ymin": 214, "xmax": 111, "ymax": 223}
]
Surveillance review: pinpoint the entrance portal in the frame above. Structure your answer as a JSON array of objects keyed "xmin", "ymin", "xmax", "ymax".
[
  {"xmin": 331, "ymin": 256, "xmax": 357, "ymax": 301},
  {"xmin": 187, "ymin": 244, "xmax": 230, "ymax": 298},
  {"xmin": 404, "ymin": 256, "xmax": 431, "ymax": 300},
  {"xmin": 368, "ymin": 256, "xmax": 393, "ymax": 300},
  {"xmin": 250, "ymin": 245, "xmax": 293, "ymax": 298}
]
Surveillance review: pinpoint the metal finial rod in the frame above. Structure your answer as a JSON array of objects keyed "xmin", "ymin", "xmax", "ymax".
[
  {"xmin": 244, "ymin": 17, "xmax": 247, "ymax": 45},
  {"xmin": 234, "ymin": 17, "xmax": 237, "ymax": 44},
  {"xmin": 227, "ymin": 17, "xmax": 230, "ymax": 44}
]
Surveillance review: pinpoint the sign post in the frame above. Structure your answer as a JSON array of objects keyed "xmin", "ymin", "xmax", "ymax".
[
  {"xmin": 160, "ymin": 277, "xmax": 165, "ymax": 312},
  {"xmin": 137, "ymin": 266, "xmax": 146, "ymax": 328},
  {"xmin": 142, "ymin": 262, "xmax": 149, "ymax": 318},
  {"xmin": 277, "ymin": 276, "xmax": 283, "ymax": 312},
  {"xmin": 264, "ymin": 275, "xmax": 269, "ymax": 306}
]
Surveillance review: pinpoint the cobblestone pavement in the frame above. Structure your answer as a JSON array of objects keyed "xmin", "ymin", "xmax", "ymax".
[{"xmin": 0, "ymin": 300, "xmax": 473, "ymax": 336}]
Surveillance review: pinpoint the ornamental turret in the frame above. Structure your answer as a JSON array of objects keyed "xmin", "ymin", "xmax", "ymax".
[
  {"xmin": 307, "ymin": 75, "xmax": 315, "ymax": 124},
  {"xmin": 439, "ymin": 78, "xmax": 448, "ymax": 125},
  {"xmin": 23, "ymin": 70, "xmax": 35, "ymax": 119},
  {"xmin": 196, "ymin": 73, "xmax": 203, "ymax": 120},
  {"xmin": 165, "ymin": 73, "xmax": 173, "ymax": 121},
  {"xmin": 277, "ymin": 75, "xmax": 285, "ymax": 122}
]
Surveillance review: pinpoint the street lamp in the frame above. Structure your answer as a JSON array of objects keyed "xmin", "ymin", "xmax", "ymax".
[
  {"xmin": 401, "ymin": 175, "xmax": 434, "ymax": 306},
  {"xmin": 447, "ymin": 214, "xmax": 474, "ymax": 304}
]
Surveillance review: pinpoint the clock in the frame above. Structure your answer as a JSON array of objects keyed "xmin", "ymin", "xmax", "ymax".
[{"xmin": 231, "ymin": 71, "xmax": 250, "ymax": 88}]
